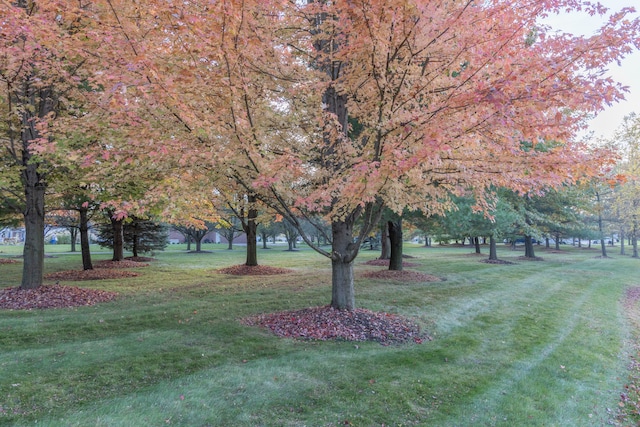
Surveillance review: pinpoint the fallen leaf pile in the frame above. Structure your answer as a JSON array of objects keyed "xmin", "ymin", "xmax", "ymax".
[
  {"xmin": 517, "ymin": 256, "xmax": 544, "ymax": 261},
  {"xmin": 0, "ymin": 284, "xmax": 118, "ymax": 310},
  {"xmin": 361, "ymin": 269, "xmax": 441, "ymax": 282},
  {"xmin": 480, "ymin": 259, "xmax": 515, "ymax": 265},
  {"xmin": 45, "ymin": 269, "xmax": 140, "ymax": 281},
  {"xmin": 94, "ymin": 259, "xmax": 150, "ymax": 269},
  {"xmin": 0, "ymin": 258, "xmax": 19, "ymax": 264},
  {"xmin": 242, "ymin": 305, "xmax": 431, "ymax": 345},
  {"xmin": 217, "ymin": 264, "xmax": 292, "ymax": 275},
  {"xmin": 362, "ymin": 259, "xmax": 418, "ymax": 268}
]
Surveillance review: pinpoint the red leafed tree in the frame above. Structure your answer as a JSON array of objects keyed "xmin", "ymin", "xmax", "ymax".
[
  {"xmin": 0, "ymin": 1, "xmax": 104, "ymax": 288},
  {"xmin": 100, "ymin": 0, "xmax": 639, "ymax": 309}
]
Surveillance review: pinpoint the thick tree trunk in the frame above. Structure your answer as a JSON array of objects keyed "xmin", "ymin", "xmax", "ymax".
[
  {"xmin": 555, "ymin": 233, "xmax": 560, "ymax": 250},
  {"xmin": 331, "ymin": 220, "xmax": 358, "ymax": 310},
  {"xmin": 388, "ymin": 219, "xmax": 403, "ymax": 271},
  {"xmin": 195, "ymin": 237, "xmax": 202, "ymax": 252},
  {"xmin": 244, "ymin": 197, "xmax": 258, "ymax": 266},
  {"xmin": 20, "ymin": 164, "xmax": 46, "ymax": 289},
  {"xmin": 261, "ymin": 231, "xmax": 269, "ymax": 249},
  {"xmin": 111, "ymin": 217, "xmax": 124, "ymax": 261},
  {"xmin": 379, "ymin": 221, "xmax": 391, "ymax": 259},
  {"xmin": 186, "ymin": 235, "xmax": 192, "ymax": 251},
  {"xmin": 79, "ymin": 208, "xmax": 93, "ymax": 270},
  {"xmin": 474, "ymin": 236, "xmax": 481, "ymax": 254},
  {"xmin": 620, "ymin": 228, "xmax": 626, "ymax": 256},
  {"xmin": 489, "ymin": 235, "xmax": 498, "ymax": 260},
  {"xmin": 524, "ymin": 235, "xmax": 536, "ymax": 258},
  {"xmin": 131, "ymin": 234, "xmax": 139, "ymax": 258},
  {"xmin": 632, "ymin": 224, "xmax": 638, "ymax": 258}
]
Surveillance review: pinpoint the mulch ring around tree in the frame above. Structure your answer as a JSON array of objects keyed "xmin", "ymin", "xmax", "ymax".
[
  {"xmin": 362, "ymin": 259, "xmax": 419, "ymax": 268},
  {"xmin": 241, "ymin": 305, "xmax": 432, "ymax": 345},
  {"xmin": 361, "ymin": 269, "xmax": 441, "ymax": 283},
  {"xmin": 217, "ymin": 264, "xmax": 293, "ymax": 276},
  {"xmin": 0, "ymin": 284, "xmax": 118, "ymax": 310}
]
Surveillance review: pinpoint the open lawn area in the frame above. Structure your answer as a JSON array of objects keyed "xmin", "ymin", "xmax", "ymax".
[{"xmin": 1, "ymin": 243, "xmax": 639, "ymax": 426}]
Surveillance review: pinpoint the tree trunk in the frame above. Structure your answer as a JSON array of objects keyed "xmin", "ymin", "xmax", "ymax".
[
  {"xmin": 20, "ymin": 164, "xmax": 46, "ymax": 289},
  {"xmin": 244, "ymin": 196, "xmax": 258, "ymax": 266},
  {"xmin": 379, "ymin": 221, "xmax": 391, "ymax": 259},
  {"xmin": 261, "ymin": 231, "xmax": 269, "ymax": 249},
  {"xmin": 555, "ymin": 233, "xmax": 560, "ymax": 250},
  {"xmin": 633, "ymin": 224, "xmax": 638, "ymax": 258},
  {"xmin": 388, "ymin": 219, "xmax": 403, "ymax": 271},
  {"xmin": 69, "ymin": 227, "xmax": 78, "ymax": 252},
  {"xmin": 474, "ymin": 236, "xmax": 481, "ymax": 254},
  {"xmin": 599, "ymin": 239, "xmax": 608, "ymax": 257},
  {"xmin": 131, "ymin": 232, "xmax": 139, "ymax": 258},
  {"xmin": 79, "ymin": 207, "xmax": 93, "ymax": 270},
  {"xmin": 195, "ymin": 236, "xmax": 202, "ymax": 252},
  {"xmin": 111, "ymin": 217, "xmax": 124, "ymax": 261},
  {"xmin": 331, "ymin": 219, "xmax": 358, "ymax": 310},
  {"xmin": 489, "ymin": 235, "xmax": 498, "ymax": 260},
  {"xmin": 524, "ymin": 235, "xmax": 536, "ymax": 258},
  {"xmin": 186, "ymin": 234, "xmax": 191, "ymax": 251},
  {"xmin": 620, "ymin": 228, "xmax": 625, "ymax": 256},
  {"xmin": 596, "ymin": 190, "xmax": 607, "ymax": 257}
]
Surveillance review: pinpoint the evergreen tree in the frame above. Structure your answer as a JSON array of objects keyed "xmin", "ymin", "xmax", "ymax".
[{"xmin": 97, "ymin": 216, "xmax": 168, "ymax": 257}]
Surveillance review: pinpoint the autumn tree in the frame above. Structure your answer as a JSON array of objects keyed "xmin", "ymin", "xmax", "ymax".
[
  {"xmin": 612, "ymin": 113, "xmax": 640, "ymax": 257},
  {"xmin": 0, "ymin": 1, "xmax": 89, "ymax": 288},
  {"xmin": 99, "ymin": 0, "xmax": 639, "ymax": 309}
]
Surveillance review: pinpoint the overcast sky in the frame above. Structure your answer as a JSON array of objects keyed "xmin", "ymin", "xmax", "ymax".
[{"xmin": 541, "ymin": 0, "xmax": 640, "ymax": 139}]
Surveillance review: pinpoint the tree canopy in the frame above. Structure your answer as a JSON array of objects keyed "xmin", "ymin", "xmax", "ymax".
[{"xmin": 1, "ymin": 0, "xmax": 639, "ymax": 307}]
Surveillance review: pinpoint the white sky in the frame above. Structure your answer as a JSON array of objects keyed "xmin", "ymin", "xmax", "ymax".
[{"xmin": 541, "ymin": 0, "xmax": 640, "ymax": 139}]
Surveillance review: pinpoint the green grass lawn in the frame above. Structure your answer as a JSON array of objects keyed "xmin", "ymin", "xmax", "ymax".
[{"xmin": 0, "ymin": 242, "xmax": 638, "ymax": 426}]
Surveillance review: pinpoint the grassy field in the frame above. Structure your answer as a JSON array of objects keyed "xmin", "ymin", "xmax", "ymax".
[{"xmin": 0, "ymin": 242, "xmax": 638, "ymax": 426}]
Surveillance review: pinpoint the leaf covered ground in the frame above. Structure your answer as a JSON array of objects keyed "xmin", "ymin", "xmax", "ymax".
[
  {"xmin": 0, "ymin": 284, "xmax": 118, "ymax": 310},
  {"xmin": 242, "ymin": 305, "xmax": 431, "ymax": 345},
  {"xmin": 361, "ymin": 269, "xmax": 441, "ymax": 282},
  {"xmin": 217, "ymin": 264, "xmax": 293, "ymax": 275}
]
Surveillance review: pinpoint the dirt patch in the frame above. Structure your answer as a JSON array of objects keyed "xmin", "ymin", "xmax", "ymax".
[
  {"xmin": 242, "ymin": 305, "xmax": 431, "ymax": 345},
  {"xmin": 362, "ymin": 259, "xmax": 419, "ymax": 268},
  {"xmin": 217, "ymin": 264, "xmax": 293, "ymax": 275},
  {"xmin": 0, "ymin": 258, "xmax": 19, "ymax": 264},
  {"xmin": 0, "ymin": 284, "xmax": 118, "ymax": 310},
  {"xmin": 362, "ymin": 269, "xmax": 441, "ymax": 282}
]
